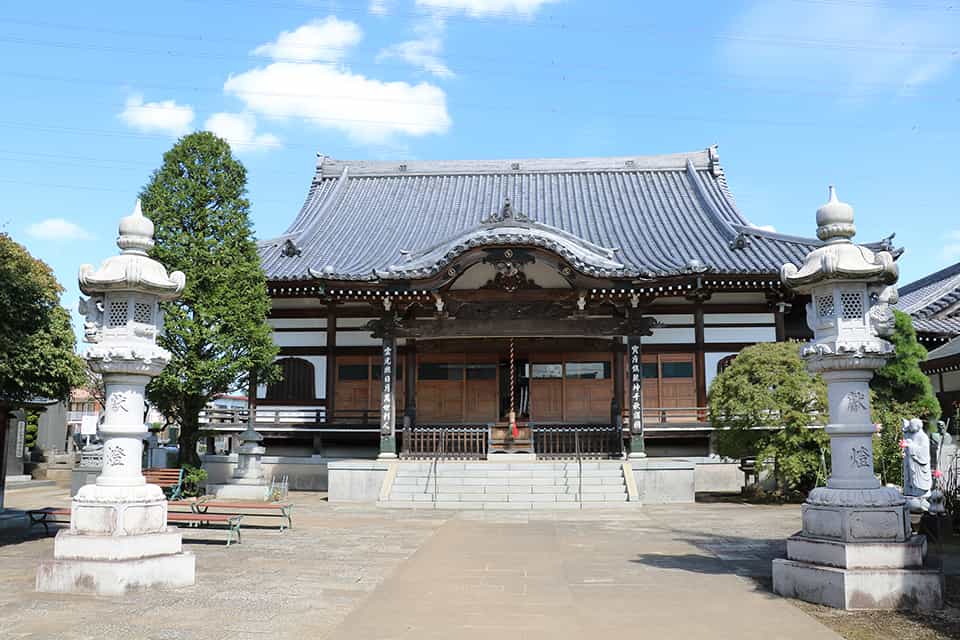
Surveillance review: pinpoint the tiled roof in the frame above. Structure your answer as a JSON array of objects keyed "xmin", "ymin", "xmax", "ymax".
[
  {"xmin": 897, "ymin": 261, "xmax": 960, "ymax": 338},
  {"xmin": 258, "ymin": 147, "xmax": 879, "ymax": 283}
]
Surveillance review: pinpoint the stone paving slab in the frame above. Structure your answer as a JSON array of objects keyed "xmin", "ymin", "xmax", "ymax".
[{"xmin": 0, "ymin": 487, "xmax": 851, "ymax": 639}]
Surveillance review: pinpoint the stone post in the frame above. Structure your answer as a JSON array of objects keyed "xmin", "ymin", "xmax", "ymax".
[
  {"xmin": 206, "ymin": 371, "xmax": 270, "ymax": 499},
  {"xmin": 771, "ymin": 187, "xmax": 942, "ymax": 610},
  {"xmin": 37, "ymin": 200, "xmax": 195, "ymax": 595}
]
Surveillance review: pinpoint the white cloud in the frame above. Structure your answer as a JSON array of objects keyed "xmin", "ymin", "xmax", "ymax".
[
  {"xmin": 119, "ymin": 94, "xmax": 194, "ymax": 136},
  {"xmin": 377, "ymin": 16, "xmax": 454, "ymax": 79},
  {"xmin": 204, "ymin": 112, "xmax": 281, "ymax": 152},
  {"xmin": 721, "ymin": 1, "xmax": 960, "ymax": 94},
  {"xmin": 942, "ymin": 230, "xmax": 960, "ymax": 261},
  {"xmin": 252, "ymin": 16, "xmax": 362, "ymax": 62},
  {"xmin": 752, "ymin": 224, "xmax": 777, "ymax": 233},
  {"xmin": 225, "ymin": 63, "xmax": 450, "ymax": 143},
  {"xmin": 26, "ymin": 218, "xmax": 94, "ymax": 242},
  {"xmin": 416, "ymin": 0, "xmax": 559, "ymax": 17}
]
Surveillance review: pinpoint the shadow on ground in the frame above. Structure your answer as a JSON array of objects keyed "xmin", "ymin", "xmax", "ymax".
[{"xmin": 632, "ymin": 526, "xmax": 960, "ymax": 640}]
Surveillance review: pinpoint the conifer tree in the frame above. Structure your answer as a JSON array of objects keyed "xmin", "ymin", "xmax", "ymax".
[
  {"xmin": 140, "ymin": 132, "xmax": 278, "ymax": 466},
  {"xmin": 871, "ymin": 309, "xmax": 940, "ymax": 485}
]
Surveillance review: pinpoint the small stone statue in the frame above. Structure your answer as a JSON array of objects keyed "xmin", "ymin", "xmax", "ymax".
[{"xmin": 902, "ymin": 417, "xmax": 933, "ymax": 512}]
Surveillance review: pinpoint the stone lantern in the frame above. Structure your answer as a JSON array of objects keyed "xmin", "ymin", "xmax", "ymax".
[
  {"xmin": 772, "ymin": 188, "xmax": 942, "ymax": 609},
  {"xmin": 37, "ymin": 200, "xmax": 196, "ymax": 595}
]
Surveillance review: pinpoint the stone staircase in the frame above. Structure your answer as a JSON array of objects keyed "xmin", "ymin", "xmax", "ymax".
[{"xmin": 379, "ymin": 460, "xmax": 638, "ymax": 510}]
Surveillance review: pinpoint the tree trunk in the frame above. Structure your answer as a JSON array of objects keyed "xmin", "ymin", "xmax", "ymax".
[{"xmin": 177, "ymin": 397, "xmax": 204, "ymax": 468}]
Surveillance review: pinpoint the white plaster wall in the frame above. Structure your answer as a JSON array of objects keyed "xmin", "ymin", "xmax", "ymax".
[
  {"xmin": 272, "ymin": 331, "xmax": 327, "ymax": 347},
  {"xmin": 337, "ymin": 331, "xmax": 380, "ymax": 346},
  {"xmin": 930, "ymin": 375, "xmax": 942, "ymax": 393},
  {"xmin": 271, "ymin": 299, "xmax": 322, "ymax": 309},
  {"xmin": 642, "ymin": 328, "xmax": 696, "ymax": 344},
  {"xmin": 704, "ymin": 326, "xmax": 776, "ymax": 343},
  {"xmin": 703, "ymin": 313, "xmax": 775, "ymax": 325},
  {"xmin": 268, "ymin": 318, "xmax": 327, "ymax": 329},
  {"xmin": 337, "ymin": 317, "xmax": 377, "ymax": 328},
  {"xmin": 704, "ymin": 351, "xmax": 738, "ymax": 391},
  {"xmin": 649, "ymin": 314, "xmax": 694, "ymax": 325}
]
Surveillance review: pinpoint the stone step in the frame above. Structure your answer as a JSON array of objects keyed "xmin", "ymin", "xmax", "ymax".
[
  {"xmin": 389, "ymin": 490, "xmax": 627, "ymax": 502},
  {"xmin": 392, "ymin": 476, "xmax": 624, "ymax": 488},
  {"xmin": 394, "ymin": 469, "xmax": 624, "ymax": 480},
  {"xmin": 377, "ymin": 500, "xmax": 639, "ymax": 511},
  {"xmin": 391, "ymin": 480, "xmax": 624, "ymax": 494}
]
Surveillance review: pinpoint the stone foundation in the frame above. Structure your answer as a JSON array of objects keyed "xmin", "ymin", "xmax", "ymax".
[
  {"xmin": 772, "ymin": 558, "xmax": 943, "ymax": 610},
  {"xmin": 37, "ymin": 550, "xmax": 195, "ymax": 596}
]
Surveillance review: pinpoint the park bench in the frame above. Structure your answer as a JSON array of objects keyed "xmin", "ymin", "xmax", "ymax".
[
  {"xmin": 169, "ymin": 499, "xmax": 293, "ymax": 531},
  {"xmin": 144, "ymin": 467, "xmax": 186, "ymax": 501},
  {"xmin": 26, "ymin": 507, "xmax": 243, "ymax": 546}
]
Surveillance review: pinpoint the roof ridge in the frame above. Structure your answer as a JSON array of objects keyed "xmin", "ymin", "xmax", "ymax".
[
  {"xmin": 313, "ymin": 148, "xmax": 714, "ymax": 178},
  {"xmin": 686, "ymin": 158, "xmax": 736, "ymax": 242}
]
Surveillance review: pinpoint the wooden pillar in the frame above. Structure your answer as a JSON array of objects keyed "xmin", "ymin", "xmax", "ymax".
[
  {"xmin": 627, "ymin": 336, "xmax": 645, "ymax": 458},
  {"xmin": 325, "ymin": 305, "xmax": 336, "ymax": 422},
  {"xmin": 694, "ymin": 305, "xmax": 707, "ymax": 409},
  {"xmin": 774, "ymin": 306, "xmax": 786, "ymax": 342},
  {"xmin": 378, "ymin": 335, "xmax": 397, "ymax": 459}
]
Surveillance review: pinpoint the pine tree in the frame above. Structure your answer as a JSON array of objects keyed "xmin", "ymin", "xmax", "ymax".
[
  {"xmin": 871, "ymin": 309, "xmax": 940, "ymax": 485},
  {"xmin": 140, "ymin": 132, "xmax": 278, "ymax": 466}
]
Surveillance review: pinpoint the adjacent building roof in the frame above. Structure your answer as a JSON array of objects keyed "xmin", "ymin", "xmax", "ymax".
[
  {"xmin": 259, "ymin": 146, "xmax": 890, "ymax": 283},
  {"xmin": 898, "ymin": 262, "xmax": 960, "ymax": 337}
]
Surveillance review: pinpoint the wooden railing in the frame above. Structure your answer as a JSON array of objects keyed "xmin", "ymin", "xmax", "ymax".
[
  {"xmin": 199, "ymin": 407, "xmax": 379, "ymax": 428},
  {"xmin": 640, "ymin": 407, "xmax": 709, "ymax": 423},
  {"xmin": 400, "ymin": 425, "xmax": 490, "ymax": 460},
  {"xmin": 532, "ymin": 424, "xmax": 622, "ymax": 460}
]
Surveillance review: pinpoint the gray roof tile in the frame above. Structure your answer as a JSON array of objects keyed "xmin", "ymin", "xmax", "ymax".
[{"xmin": 259, "ymin": 147, "xmax": 868, "ymax": 283}]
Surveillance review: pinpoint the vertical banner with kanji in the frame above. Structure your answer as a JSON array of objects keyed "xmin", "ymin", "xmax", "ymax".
[
  {"xmin": 380, "ymin": 336, "xmax": 396, "ymax": 437},
  {"xmin": 628, "ymin": 337, "xmax": 644, "ymax": 438}
]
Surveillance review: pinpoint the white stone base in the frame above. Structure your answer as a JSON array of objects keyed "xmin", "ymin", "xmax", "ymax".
[
  {"xmin": 772, "ymin": 558, "xmax": 943, "ymax": 610},
  {"xmin": 37, "ymin": 552, "xmax": 195, "ymax": 596},
  {"xmin": 785, "ymin": 533, "xmax": 926, "ymax": 569},
  {"xmin": 206, "ymin": 483, "xmax": 269, "ymax": 500},
  {"xmin": 801, "ymin": 500, "xmax": 911, "ymax": 543},
  {"xmin": 52, "ymin": 528, "xmax": 185, "ymax": 560}
]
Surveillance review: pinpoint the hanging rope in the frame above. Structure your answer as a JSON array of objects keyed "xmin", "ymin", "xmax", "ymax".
[{"xmin": 509, "ymin": 337, "xmax": 518, "ymax": 438}]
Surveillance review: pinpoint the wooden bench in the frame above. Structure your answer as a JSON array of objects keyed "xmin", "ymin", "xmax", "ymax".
[
  {"xmin": 26, "ymin": 507, "xmax": 243, "ymax": 546},
  {"xmin": 144, "ymin": 468, "xmax": 186, "ymax": 501},
  {"xmin": 170, "ymin": 499, "xmax": 293, "ymax": 531}
]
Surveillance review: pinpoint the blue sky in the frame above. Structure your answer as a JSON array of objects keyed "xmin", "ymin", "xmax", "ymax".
[{"xmin": 3, "ymin": 0, "xmax": 959, "ymax": 333}]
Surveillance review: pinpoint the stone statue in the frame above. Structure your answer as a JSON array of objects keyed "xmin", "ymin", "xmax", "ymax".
[
  {"xmin": 902, "ymin": 417, "xmax": 933, "ymax": 512},
  {"xmin": 78, "ymin": 296, "xmax": 104, "ymax": 343}
]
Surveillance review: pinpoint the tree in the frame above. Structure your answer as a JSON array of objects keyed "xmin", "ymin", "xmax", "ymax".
[
  {"xmin": 0, "ymin": 233, "xmax": 85, "ymax": 456},
  {"xmin": 871, "ymin": 309, "xmax": 940, "ymax": 486},
  {"xmin": 709, "ymin": 341, "xmax": 829, "ymax": 493},
  {"xmin": 140, "ymin": 132, "xmax": 278, "ymax": 466}
]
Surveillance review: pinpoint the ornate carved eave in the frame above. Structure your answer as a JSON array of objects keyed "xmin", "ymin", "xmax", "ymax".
[{"xmin": 372, "ymin": 199, "xmax": 637, "ymax": 281}]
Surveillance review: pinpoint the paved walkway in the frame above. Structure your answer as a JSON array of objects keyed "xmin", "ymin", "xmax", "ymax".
[{"xmin": 0, "ymin": 487, "xmax": 841, "ymax": 639}]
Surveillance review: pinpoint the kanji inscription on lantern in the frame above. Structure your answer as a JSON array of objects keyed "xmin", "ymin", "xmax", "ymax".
[
  {"xmin": 849, "ymin": 445, "xmax": 871, "ymax": 469},
  {"xmin": 628, "ymin": 337, "xmax": 643, "ymax": 435},
  {"xmin": 844, "ymin": 390, "xmax": 868, "ymax": 414},
  {"xmin": 380, "ymin": 339, "xmax": 395, "ymax": 436},
  {"xmin": 109, "ymin": 391, "xmax": 130, "ymax": 413}
]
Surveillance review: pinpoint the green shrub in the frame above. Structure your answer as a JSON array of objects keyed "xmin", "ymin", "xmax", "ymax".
[
  {"xmin": 709, "ymin": 342, "xmax": 828, "ymax": 494},
  {"xmin": 180, "ymin": 465, "xmax": 208, "ymax": 498}
]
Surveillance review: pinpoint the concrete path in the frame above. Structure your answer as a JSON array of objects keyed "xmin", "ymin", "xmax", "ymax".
[{"xmin": 327, "ymin": 509, "xmax": 841, "ymax": 640}]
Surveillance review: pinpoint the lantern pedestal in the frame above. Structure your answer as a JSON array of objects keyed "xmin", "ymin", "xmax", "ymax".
[
  {"xmin": 207, "ymin": 424, "xmax": 270, "ymax": 500},
  {"xmin": 772, "ymin": 187, "xmax": 942, "ymax": 610},
  {"xmin": 36, "ymin": 200, "xmax": 195, "ymax": 595}
]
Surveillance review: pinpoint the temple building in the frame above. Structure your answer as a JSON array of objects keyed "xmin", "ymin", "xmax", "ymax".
[
  {"xmin": 899, "ymin": 262, "xmax": 960, "ymax": 420},
  {"xmin": 209, "ymin": 147, "xmax": 901, "ymax": 467}
]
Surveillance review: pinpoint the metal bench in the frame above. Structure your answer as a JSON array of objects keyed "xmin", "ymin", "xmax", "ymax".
[
  {"xmin": 144, "ymin": 468, "xmax": 186, "ymax": 500},
  {"xmin": 170, "ymin": 499, "xmax": 293, "ymax": 531},
  {"xmin": 26, "ymin": 507, "xmax": 243, "ymax": 545}
]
